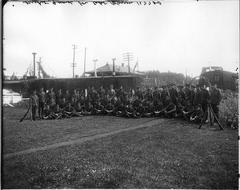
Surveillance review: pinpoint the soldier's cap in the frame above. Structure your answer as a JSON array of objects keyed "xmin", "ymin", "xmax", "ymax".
[
  {"xmin": 185, "ymin": 83, "xmax": 190, "ymax": 87},
  {"xmin": 196, "ymin": 84, "xmax": 200, "ymax": 87},
  {"xmin": 191, "ymin": 84, "xmax": 196, "ymax": 88}
]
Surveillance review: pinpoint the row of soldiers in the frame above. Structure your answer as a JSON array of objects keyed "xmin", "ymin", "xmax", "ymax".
[{"xmin": 30, "ymin": 83, "xmax": 222, "ymax": 123}]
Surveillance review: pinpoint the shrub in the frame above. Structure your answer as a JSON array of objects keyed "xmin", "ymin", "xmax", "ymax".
[{"xmin": 219, "ymin": 90, "xmax": 239, "ymax": 129}]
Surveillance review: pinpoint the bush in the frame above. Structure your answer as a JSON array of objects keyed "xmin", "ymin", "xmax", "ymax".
[{"xmin": 219, "ymin": 90, "xmax": 239, "ymax": 129}]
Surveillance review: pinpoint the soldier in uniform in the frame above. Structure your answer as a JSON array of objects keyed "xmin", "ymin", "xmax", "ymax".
[
  {"xmin": 43, "ymin": 104, "xmax": 55, "ymax": 120},
  {"xmin": 184, "ymin": 83, "xmax": 191, "ymax": 102},
  {"xmin": 182, "ymin": 100, "xmax": 194, "ymax": 120},
  {"xmin": 177, "ymin": 85, "xmax": 185, "ymax": 105},
  {"xmin": 193, "ymin": 84, "xmax": 202, "ymax": 107},
  {"xmin": 56, "ymin": 89, "xmax": 63, "ymax": 105},
  {"xmin": 104, "ymin": 100, "xmax": 115, "ymax": 115},
  {"xmin": 199, "ymin": 85, "xmax": 210, "ymax": 124},
  {"xmin": 59, "ymin": 97, "xmax": 67, "ymax": 109},
  {"xmin": 31, "ymin": 90, "xmax": 39, "ymax": 121},
  {"xmin": 114, "ymin": 97, "xmax": 125, "ymax": 117},
  {"xmin": 125, "ymin": 99, "xmax": 136, "ymax": 118},
  {"xmin": 190, "ymin": 104, "xmax": 204, "ymax": 123},
  {"xmin": 64, "ymin": 102, "xmax": 75, "ymax": 118},
  {"xmin": 64, "ymin": 90, "xmax": 71, "ymax": 104},
  {"xmin": 164, "ymin": 96, "xmax": 177, "ymax": 118},
  {"xmin": 93, "ymin": 99, "xmax": 104, "ymax": 115},
  {"xmin": 98, "ymin": 86, "xmax": 106, "ymax": 98},
  {"xmin": 135, "ymin": 86, "xmax": 144, "ymax": 100},
  {"xmin": 144, "ymin": 88, "xmax": 153, "ymax": 102},
  {"xmin": 73, "ymin": 102, "xmax": 84, "ymax": 116},
  {"xmin": 132, "ymin": 96, "xmax": 143, "ymax": 118},
  {"xmin": 82, "ymin": 101, "xmax": 93, "ymax": 116},
  {"xmin": 47, "ymin": 88, "xmax": 56, "ymax": 110},
  {"xmin": 200, "ymin": 85, "xmax": 210, "ymax": 114},
  {"xmin": 38, "ymin": 88, "xmax": 46, "ymax": 119},
  {"xmin": 53, "ymin": 104, "xmax": 64, "ymax": 119},
  {"xmin": 142, "ymin": 99, "xmax": 154, "ymax": 117},
  {"xmin": 168, "ymin": 84, "xmax": 178, "ymax": 105},
  {"xmin": 210, "ymin": 84, "xmax": 222, "ymax": 119}
]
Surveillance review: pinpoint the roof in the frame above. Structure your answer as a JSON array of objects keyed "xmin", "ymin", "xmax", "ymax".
[{"xmin": 86, "ymin": 63, "xmax": 133, "ymax": 74}]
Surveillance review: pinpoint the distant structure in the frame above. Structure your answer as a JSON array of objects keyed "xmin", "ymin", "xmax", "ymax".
[
  {"xmin": 36, "ymin": 58, "xmax": 51, "ymax": 79},
  {"xmin": 85, "ymin": 62, "xmax": 139, "ymax": 77}
]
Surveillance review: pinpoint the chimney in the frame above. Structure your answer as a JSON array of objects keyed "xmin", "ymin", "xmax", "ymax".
[
  {"xmin": 112, "ymin": 58, "xmax": 116, "ymax": 76},
  {"xmin": 32, "ymin": 52, "xmax": 37, "ymax": 77}
]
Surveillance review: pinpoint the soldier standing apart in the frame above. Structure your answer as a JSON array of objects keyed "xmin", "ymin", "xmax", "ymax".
[
  {"xmin": 210, "ymin": 84, "xmax": 222, "ymax": 119},
  {"xmin": 38, "ymin": 88, "xmax": 46, "ymax": 119},
  {"xmin": 200, "ymin": 85, "xmax": 210, "ymax": 122},
  {"xmin": 31, "ymin": 90, "xmax": 39, "ymax": 121}
]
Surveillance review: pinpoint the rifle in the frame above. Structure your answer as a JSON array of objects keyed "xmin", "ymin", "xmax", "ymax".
[
  {"xmin": 19, "ymin": 99, "xmax": 31, "ymax": 122},
  {"xmin": 199, "ymin": 104, "xmax": 223, "ymax": 130}
]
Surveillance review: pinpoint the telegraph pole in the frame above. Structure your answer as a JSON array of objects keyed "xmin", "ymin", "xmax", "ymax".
[
  {"xmin": 123, "ymin": 52, "xmax": 133, "ymax": 73},
  {"xmin": 37, "ymin": 57, "xmax": 41, "ymax": 79},
  {"xmin": 93, "ymin": 59, "xmax": 98, "ymax": 77},
  {"xmin": 72, "ymin": 44, "xmax": 77, "ymax": 78},
  {"xmin": 112, "ymin": 58, "xmax": 116, "ymax": 76},
  {"xmin": 84, "ymin": 47, "xmax": 87, "ymax": 77},
  {"xmin": 32, "ymin": 52, "xmax": 37, "ymax": 77}
]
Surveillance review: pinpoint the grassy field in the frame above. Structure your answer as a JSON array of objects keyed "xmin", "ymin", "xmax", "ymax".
[{"xmin": 2, "ymin": 107, "xmax": 238, "ymax": 189}]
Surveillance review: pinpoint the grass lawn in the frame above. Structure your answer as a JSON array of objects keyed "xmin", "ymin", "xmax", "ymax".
[
  {"xmin": 2, "ymin": 107, "xmax": 238, "ymax": 189},
  {"xmin": 3, "ymin": 107, "xmax": 153, "ymax": 154}
]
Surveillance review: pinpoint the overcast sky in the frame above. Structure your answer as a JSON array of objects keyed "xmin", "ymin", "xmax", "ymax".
[{"xmin": 3, "ymin": 0, "xmax": 239, "ymax": 78}]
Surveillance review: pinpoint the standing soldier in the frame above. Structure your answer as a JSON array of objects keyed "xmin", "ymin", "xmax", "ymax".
[
  {"xmin": 193, "ymin": 84, "xmax": 201, "ymax": 107},
  {"xmin": 199, "ymin": 85, "xmax": 210, "ymax": 124},
  {"xmin": 38, "ymin": 88, "xmax": 46, "ymax": 119},
  {"xmin": 200, "ymin": 85, "xmax": 210, "ymax": 114},
  {"xmin": 135, "ymin": 86, "xmax": 143, "ymax": 100},
  {"xmin": 31, "ymin": 90, "xmax": 39, "ymax": 121},
  {"xmin": 56, "ymin": 89, "xmax": 63, "ymax": 105},
  {"xmin": 184, "ymin": 83, "xmax": 191, "ymax": 102},
  {"xmin": 64, "ymin": 90, "xmax": 71, "ymax": 104},
  {"xmin": 210, "ymin": 84, "xmax": 222, "ymax": 119}
]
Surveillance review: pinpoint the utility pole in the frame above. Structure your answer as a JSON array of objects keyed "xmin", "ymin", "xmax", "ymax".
[
  {"xmin": 72, "ymin": 44, "xmax": 77, "ymax": 78},
  {"xmin": 123, "ymin": 52, "xmax": 133, "ymax": 73},
  {"xmin": 37, "ymin": 57, "xmax": 41, "ymax": 79},
  {"xmin": 112, "ymin": 58, "xmax": 116, "ymax": 76},
  {"xmin": 93, "ymin": 59, "xmax": 98, "ymax": 77},
  {"xmin": 84, "ymin": 47, "xmax": 87, "ymax": 77},
  {"xmin": 32, "ymin": 52, "xmax": 37, "ymax": 77}
]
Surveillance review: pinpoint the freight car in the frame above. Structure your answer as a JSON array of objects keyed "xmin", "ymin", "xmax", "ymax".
[
  {"xmin": 3, "ymin": 75, "xmax": 144, "ymax": 97},
  {"xmin": 200, "ymin": 66, "xmax": 238, "ymax": 91}
]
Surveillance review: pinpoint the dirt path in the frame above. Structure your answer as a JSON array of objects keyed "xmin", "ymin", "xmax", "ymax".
[{"xmin": 4, "ymin": 119, "xmax": 163, "ymax": 159}]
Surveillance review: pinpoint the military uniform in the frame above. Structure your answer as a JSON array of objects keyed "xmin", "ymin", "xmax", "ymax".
[
  {"xmin": 190, "ymin": 105, "xmax": 204, "ymax": 123},
  {"xmin": 164, "ymin": 98, "xmax": 177, "ymax": 118},
  {"xmin": 38, "ymin": 88, "xmax": 46, "ymax": 119},
  {"xmin": 31, "ymin": 91, "xmax": 39, "ymax": 120},
  {"xmin": 210, "ymin": 86, "xmax": 221, "ymax": 119}
]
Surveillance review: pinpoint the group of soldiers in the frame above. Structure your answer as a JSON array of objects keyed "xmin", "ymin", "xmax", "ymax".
[{"xmin": 30, "ymin": 83, "xmax": 222, "ymax": 124}]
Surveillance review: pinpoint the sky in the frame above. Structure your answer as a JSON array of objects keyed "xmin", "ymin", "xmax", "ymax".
[{"xmin": 3, "ymin": 0, "xmax": 239, "ymax": 78}]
